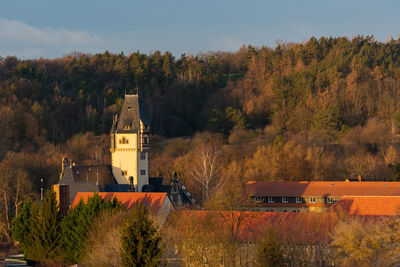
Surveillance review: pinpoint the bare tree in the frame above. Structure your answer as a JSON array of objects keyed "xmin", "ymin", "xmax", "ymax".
[{"xmin": 190, "ymin": 143, "xmax": 221, "ymax": 201}]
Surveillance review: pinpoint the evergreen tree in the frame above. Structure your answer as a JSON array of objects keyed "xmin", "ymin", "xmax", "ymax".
[
  {"xmin": 11, "ymin": 199, "xmax": 36, "ymax": 252},
  {"xmin": 28, "ymin": 189, "xmax": 63, "ymax": 261},
  {"xmin": 120, "ymin": 204, "xmax": 163, "ymax": 267},
  {"xmin": 255, "ymin": 227, "xmax": 284, "ymax": 267},
  {"xmin": 60, "ymin": 193, "xmax": 123, "ymax": 263}
]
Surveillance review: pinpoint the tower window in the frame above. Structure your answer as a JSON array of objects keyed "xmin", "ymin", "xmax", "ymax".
[
  {"xmin": 143, "ymin": 137, "xmax": 149, "ymax": 144},
  {"xmin": 140, "ymin": 153, "xmax": 146, "ymax": 160},
  {"xmin": 140, "ymin": 170, "xmax": 146, "ymax": 175},
  {"xmin": 119, "ymin": 137, "xmax": 129, "ymax": 144},
  {"xmin": 121, "ymin": 170, "xmax": 127, "ymax": 176}
]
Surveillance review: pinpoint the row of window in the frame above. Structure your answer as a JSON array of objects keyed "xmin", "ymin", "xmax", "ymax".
[
  {"xmin": 265, "ymin": 209, "xmax": 300, "ymax": 212},
  {"xmin": 119, "ymin": 137, "xmax": 149, "ymax": 145},
  {"xmin": 254, "ymin": 196, "xmax": 334, "ymax": 204}
]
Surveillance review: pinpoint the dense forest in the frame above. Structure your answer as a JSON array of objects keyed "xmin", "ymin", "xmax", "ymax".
[{"xmin": 3, "ymin": 36, "xmax": 400, "ymax": 247}]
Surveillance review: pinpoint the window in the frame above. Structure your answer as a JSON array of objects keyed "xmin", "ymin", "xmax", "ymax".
[
  {"xmin": 268, "ymin": 197, "xmax": 274, "ymax": 203},
  {"xmin": 143, "ymin": 137, "xmax": 149, "ymax": 144},
  {"xmin": 282, "ymin": 197, "xmax": 288, "ymax": 203},
  {"xmin": 121, "ymin": 170, "xmax": 127, "ymax": 176},
  {"xmin": 310, "ymin": 197, "xmax": 316, "ymax": 203},
  {"xmin": 140, "ymin": 153, "xmax": 146, "ymax": 160},
  {"xmin": 254, "ymin": 196, "xmax": 263, "ymax": 202},
  {"xmin": 140, "ymin": 170, "xmax": 146, "ymax": 175},
  {"xmin": 327, "ymin": 197, "xmax": 333, "ymax": 204},
  {"xmin": 296, "ymin": 197, "xmax": 302, "ymax": 203},
  {"xmin": 119, "ymin": 137, "xmax": 129, "ymax": 144}
]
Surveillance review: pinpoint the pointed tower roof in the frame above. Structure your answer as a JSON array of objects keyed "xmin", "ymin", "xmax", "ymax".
[{"xmin": 114, "ymin": 94, "xmax": 149, "ymax": 133}]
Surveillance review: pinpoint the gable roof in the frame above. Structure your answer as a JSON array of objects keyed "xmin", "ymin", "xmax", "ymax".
[
  {"xmin": 71, "ymin": 192, "xmax": 168, "ymax": 213},
  {"xmin": 59, "ymin": 164, "xmax": 115, "ymax": 188},
  {"xmin": 329, "ymin": 196, "xmax": 400, "ymax": 216},
  {"xmin": 245, "ymin": 181, "xmax": 400, "ymax": 197}
]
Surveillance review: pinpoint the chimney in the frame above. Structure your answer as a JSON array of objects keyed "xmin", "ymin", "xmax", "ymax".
[{"xmin": 358, "ymin": 175, "xmax": 362, "ymax": 182}]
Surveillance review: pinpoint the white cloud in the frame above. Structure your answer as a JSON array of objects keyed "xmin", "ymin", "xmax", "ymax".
[
  {"xmin": 0, "ymin": 18, "xmax": 102, "ymax": 46},
  {"xmin": 0, "ymin": 18, "xmax": 111, "ymax": 58}
]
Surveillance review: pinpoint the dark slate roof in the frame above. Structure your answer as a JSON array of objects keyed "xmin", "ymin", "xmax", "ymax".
[
  {"xmin": 111, "ymin": 94, "xmax": 149, "ymax": 134},
  {"xmin": 59, "ymin": 164, "xmax": 115, "ymax": 205},
  {"xmin": 116, "ymin": 94, "xmax": 140, "ymax": 133},
  {"xmin": 71, "ymin": 165, "xmax": 115, "ymax": 187},
  {"xmin": 148, "ymin": 177, "xmax": 171, "ymax": 192},
  {"xmin": 60, "ymin": 165, "xmax": 114, "ymax": 187},
  {"xmin": 104, "ymin": 184, "xmax": 130, "ymax": 192},
  {"xmin": 139, "ymin": 101, "xmax": 150, "ymax": 126}
]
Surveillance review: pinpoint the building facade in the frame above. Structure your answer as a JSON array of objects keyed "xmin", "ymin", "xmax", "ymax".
[
  {"xmin": 110, "ymin": 94, "xmax": 150, "ymax": 192},
  {"xmin": 245, "ymin": 180, "xmax": 400, "ymax": 212}
]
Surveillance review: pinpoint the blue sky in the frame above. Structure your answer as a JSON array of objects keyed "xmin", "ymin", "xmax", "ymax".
[{"xmin": 1, "ymin": 0, "xmax": 399, "ymax": 59}]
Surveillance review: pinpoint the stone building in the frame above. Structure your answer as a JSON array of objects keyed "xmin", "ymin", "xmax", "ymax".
[{"xmin": 57, "ymin": 93, "xmax": 193, "ymax": 209}]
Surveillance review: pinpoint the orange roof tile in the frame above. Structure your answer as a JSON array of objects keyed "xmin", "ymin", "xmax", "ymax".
[
  {"xmin": 329, "ymin": 196, "xmax": 400, "ymax": 216},
  {"xmin": 168, "ymin": 210, "xmax": 339, "ymax": 243},
  {"xmin": 245, "ymin": 181, "xmax": 400, "ymax": 197},
  {"xmin": 71, "ymin": 192, "xmax": 167, "ymax": 213}
]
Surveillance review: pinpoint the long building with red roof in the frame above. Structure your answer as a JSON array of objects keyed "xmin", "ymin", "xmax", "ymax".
[
  {"xmin": 328, "ymin": 196, "xmax": 400, "ymax": 216},
  {"xmin": 245, "ymin": 180, "xmax": 400, "ymax": 213}
]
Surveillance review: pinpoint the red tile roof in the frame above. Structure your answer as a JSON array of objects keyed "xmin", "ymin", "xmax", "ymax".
[
  {"xmin": 245, "ymin": 181, "xmax": 400, "ymax": 197},
  {"xmin": 71, "ymin": 192, "xmax": 167, "ymax": 213},
  {"xmin": 329, "ymin": 196, "xmax": 400, "ymax": 216},
  {"xmin": 168, "ymin": 210, "xmax": 339, "ymax": 243}
]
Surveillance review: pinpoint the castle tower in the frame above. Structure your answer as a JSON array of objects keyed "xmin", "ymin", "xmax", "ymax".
[{"xmin": 110, "ymin": 94, "xmax": 150, "ymax": 191}]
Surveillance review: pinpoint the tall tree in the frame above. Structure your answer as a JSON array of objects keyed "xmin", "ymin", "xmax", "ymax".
[
  {"xmin": 120, "ymin": 204, "xmax": 163, "ymax": 267},
  {"xmin": 28, "ymin": 189, "xmax": 63, "ymax": 261}
]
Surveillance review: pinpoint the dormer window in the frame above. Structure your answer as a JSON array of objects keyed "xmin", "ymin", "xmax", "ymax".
[
  {"xmin": 327, "ymin": 197, "xmax": 333, "ymax": 204},
  {"xmin": 310, "ymin": 197, "xmax": 316, "ymax": 203}
]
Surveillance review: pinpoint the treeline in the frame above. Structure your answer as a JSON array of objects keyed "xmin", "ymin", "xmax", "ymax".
[
  {"xmin": 2, "ymin": 36, "xmax": 400, "ymax": 154},
  {"xmin": 0, "ymin": 48, "xmax": 246, "ymax": 152},
  {"xmin": 4, "ymin": 36, "xmax": 400, "ymax": 248}
]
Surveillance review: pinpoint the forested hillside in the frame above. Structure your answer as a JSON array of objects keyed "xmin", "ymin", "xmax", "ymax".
[{"xmin": 3, "ymin": 36, "xmax": 400, "ymax": 241}]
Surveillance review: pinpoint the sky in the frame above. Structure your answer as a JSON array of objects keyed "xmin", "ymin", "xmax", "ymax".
[{"xmin": 1, "ymin": 0, "xmax": 400, "ymax": 59}]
